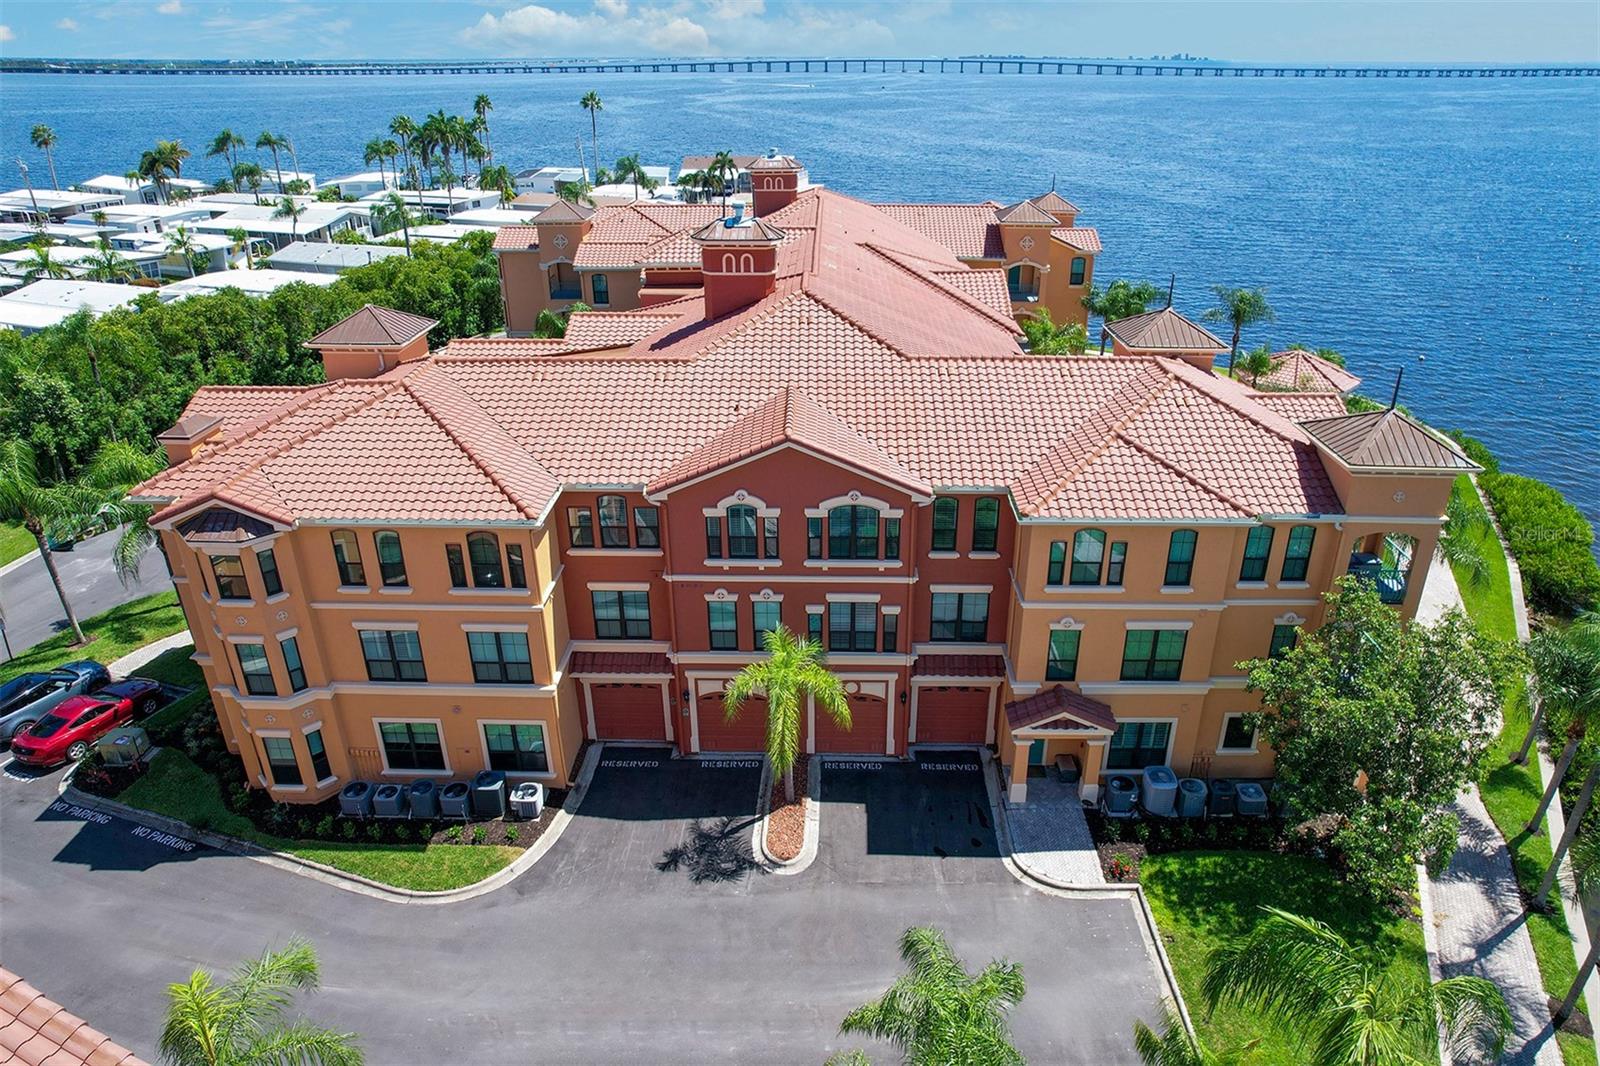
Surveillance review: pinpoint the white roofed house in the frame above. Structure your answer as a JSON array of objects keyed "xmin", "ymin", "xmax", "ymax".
[
  {"xmin": 0, "ymin": 278, "xmax": 146, "ymax": 333},
  {"xmin": 155, "ymin": 268, "xmax": 338, "ymax": 302},
  {"xmin": 0, "ymin": 188, "xmax": 124, "ymax": 223},
  {"xmin": 62, "ymin": 202, "xmax": 216, "ymax": 236},
  {"xmin": 328, "ymin": 172, "xmax": 394, "ymax": 199},
  {"xmin": 0, "ymin": 243, "xmax": 163, "ymax": 282},
  {"xmin": 76, "ymin": 174, "xmax": 211, "ymax": 205},
  {"xmin": 264, "ymin": 240, "xmax": 408, "ymax": 274},
  {"xmin": 358, "ymin": 187, "xmax": 501, "ymax": 220},
  {"xmin": 192, "ymin": 202, "xmax": 365, "ymax": 250}
]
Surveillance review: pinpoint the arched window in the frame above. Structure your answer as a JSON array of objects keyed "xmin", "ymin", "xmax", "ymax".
[
  {"xmin": 467, "ymin": 531, "xmax": 504, "ymax": 588},
  {"xmin": 1281, "ymin": 525, "xmax": 1316, "ymax": 582},
  {"xmin": 1069, "ymin": 256, "xmax": 1086, "ymax": 286},
  {"xmin": 1070, "ymin": 529, "xmax": 1105, "ymax": 585},
  {"xmin": 726, "ymin": 505, "xmax": 758, "ymax": 558},
  {"xmin": 590, "ymin": 272, "xmax": 610, "ymax": 306},
  {"xmin": 972, "ymin": 497, "xmax": 1000, "ymax": 552},
  {"xmin": 1164, "ymin": 529, "xmax": 1198, "ymax": 586},
  {"xmin": 331, "ymin": 529, "xmax": 365, "ymax": 587},
  {"xmin": 374, "ymin": 530, "xmax": 407, "ymax": 587},
  {"xmin": 931, "ymin": 497, "xmax": 959, "ymax": 551},
  {"xmin": 597, "ymin": 495, "xmax": 629, "ymax": 548}
]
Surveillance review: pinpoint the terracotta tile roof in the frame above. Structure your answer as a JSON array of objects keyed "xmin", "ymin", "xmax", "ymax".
[
  {"xmin": 0, "ymin": 968, "xmax": 146, "ymax": 1066},
  {"xmin": 569, "ymin": 651, "xmax": 673, "ymax": 675},
  {"xmin": 492, "ymin": 225, "xmax": 539, "ymax": 251},
  {"xmin": 871, "ymin": 203, "xmax": 1005, "ymax": 259},
  {"xmin": 995, "ymin": 200, "xmax": 1059, "ymax": 226},
  {"xmin": 1051, "ymin": 227, "xmax": 1103, "ymax": 253},
  {"xmin": 1103, "ymin": 307, "xmax": 1226, "ymax": 351},
  {"xmin": 914, "ymin": 654, "xmax": 1006, "ymax": 678},
  {"xmin": 179, "ymin": 385, "xmax": 321, "ymax": 437},
  {"xmin": 1248, "ymin": 392, "xmax": 1349, "ymax": 422},
  {"xmin": 531, "ymin": 200, "xmax": 594, "ymax": 223},
  {"xmin": 565, "ymin": 203, "xmax": 726, "ymax": 268},
  {"xmin": 1005, "ymin": 686, "xmax": 1116, "ymax": 732},
  {"xmin": 177, "ymin": 506, "xmax": 275, "ymax": 543},
  {"xmin": 931, "ymin": 268, "xmax": 1014, "ymax": 321},
  {"xmin": 561, "ymin": 311, "xmax": 685, "ymax": 350},
  {"xmin": 305, "ymin": 304, "xmax": 437, "ymax": 348},
  {"xmin": 1029, "ymin": 190, "xmax": 1079, "ymax": 216},
  {"xmin": 1301, "ymin": 408, "xmax": 1479, "ymax": 472},
  {"xmin": 1258, "ymin": 349, "xmax": 1362, "ymax": 393},
  {"xmin": 638, "ymin": 228, "xmax": 702, "ymax": 266},
  {"xmin": 156, "ymin": 412, "xmax": 222, "ymax": 442}
]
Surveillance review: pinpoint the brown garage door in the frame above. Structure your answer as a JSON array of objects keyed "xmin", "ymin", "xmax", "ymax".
[
  {"xmin": 915, "ymin": 686, "xmax": 990, "ymax": 745},
  {"xmin": 696, "ymin": 692, "xmax": 770, "ymax": 752},
  {"xmin": 815, "ymin": 693, "xmax": 889, "ymax": 755},
  {"xmin": 589, "ymin": 682, "xmax": 668, "ymax": 742}
]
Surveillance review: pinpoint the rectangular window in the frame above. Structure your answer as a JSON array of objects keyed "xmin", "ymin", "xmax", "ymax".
[
  {"xmin": 506, "ymin": 544, "xmax": 527, "ymax": 589},
  {"xmin": 1046, "ymin": 629, "xmax": 1080, "ymax": 680},
  {"xmin": 1047, "ymin": 542, "xmax": 1066, "ymax": 586},
  {"xmin": 262, "ymin": 735, "xmax": 301, "ymax": 786},
  {"xmin": 763, "ymin": 516, "xmax": 779, "ymax": 560},
  {"xmin": 590, "ymin": 272, "xmax": 610, "ymax": 306},
  {"xmin": 854, "ymin": 508, "xmax": 879, "ymax": 560},
  {"xmin": 709, "ymin": 600, "xmax": 738, "ymax": 650},
  {"xmin": 806, "ymin": 517, "xmax": 823, "ymax": 560},
  {"xmin": 280, "ymin": 636, "xmax": 307, "ymax": 692},
  {"xmin": 592, "ymin": 590, "xmax": 651, "ymax": 639},
  {"xmin": 1269, "ymin": 624, "xmax": 1298, "ymax": 659},
  {"xmin": 1070, "ymin": 530, "xmax": 1105, "ymax": 585},
  {"xmin": 375, "ymin": 531, "xmax": 407, "ymax": 587},
  {"xmin": 1069, "ymin": 256, "xmax": 1086, "ymax": 286},
  {"xmin": 1120, "ymin": 629, "xmax": 1188, "ymax": 681},
  {"xmin": 1240, "ymin": 525, "xmax": 1275, "ymax": 582},
  {"xmin": 598, "ymin": 496, "xmax": 630, "ymax": 548},
  {"xmin": 807, "ymin": 610, "xmax": 823, "ymax": 643},
  {"xmin": 972, "ymin": 497, "xmax": 1000, "ymax": 552},
  {"xmin": 883, "ymin": 518, "xmax": 901, "ymax": 560},
  {"xmin": 1281, "ymin": 525, "xmax": 1316, "ymax": 582},
  {"xmin": 331, "ymin": 530, "xmax": 365, "ymax": 587},
  {"xmin": 633, "ymin": 507, "xmax": 660, "ymax": 549},
  {"xmin": 1107, "ymin": 721, "xmax": 1171, "ymax": 770},
  {"xmin": 931, "ymin": 498, "xmax": 958, "ymax": 551},
  {"xmin": 705, "ymin": 516, "xmax": 723, "ymax": 559},
  {"xmin": 829, "ymin": 601, "xmax": 877, "ymax": 652},
  {"xmin": 210, "ymin": 555, "xmax": 250, "ymax": 601},
  {"xmin": 727, "ymin": 507, "xmax": 758, "ymax": 559},
  {"xmin": 753, "ymin": 601, "xmax": 781, "ymax": 648},
  {"xmin": 306, "ymin": 727, "xmax": 331, "ymax": 781},
  {"xmin": 256, "ymin": 548, "xmax": 283, "ymax": 597},
  {"xmin": 485, "ymin": 723, "xmax": 549, "ymax": 773},
  {"xmin": 359, "ymin": 630, "xmax": 426, "ymax": 682},
  {"xmin": 1164, "ymin": 530, "xmax": 1197, "ymax": 586},
  {"xmin": 881, "ymin": 611, "xmax": 898, "ymax": 653},
  {"xmin": 929, "ymin": 592, "xmax": 988, "ymax": 642},
  {"xmin": 446, "ymin": 544, "xmax": 468, "ymax": 588},
  {"xmin": 468, "ymin": 631, "xmax": 534, "ymax": 683},
  {"xmin": 567, "ymin": 507, "xmax": 594, "ymax": 548},
  {"xmin": 379, "ymin": 721, "xmax": 444, "ymax": 771},
  {"xmin": 1220, "ymin": 715, "xmax": 1256, "ymax": 752},
  {"xmin": 1105, "ymin": 541, "xmax": 1127, "ymax": 587},
  {"xmin": 236, "ymin": 642, "xmax": 275, "ymax": 696}
]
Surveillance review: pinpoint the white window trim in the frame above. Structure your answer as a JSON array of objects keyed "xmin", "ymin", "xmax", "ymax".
[
  {"xmin": 749, "ymin": 588, "xmax": 784, "ymax": 602},
  {"xmin": 1048, "ymin": 616, "xmax": 1086, "ymax": 631},
  {"xmin": 461, "ymin": 622, "xmax": 532, "ymax": 633},
  {"xmin": 372, "ymin": 717, "xmax": 451, "ymax": 777},
  {"xmin": 969, "ymin": 551, "xmax": 1001, "ymax": 560},
  {"xmin": 806, "ymin": 493, "xmax": 904, "ymax": 519},
  {"xmin": 275, "ymin": 626, "xmax": 300, "ymax": 641},
  {"xmin": 588, "ymin": 581, "xmax": 651, "ymax": 592},
  {"xmin": 880, "ymin": 605, "xmax": 902, "ymax": 615},
  {"xmin": 1273, "ymin": 611, "xmax": 1308, "ymax": 626},
  {"xmin": 705, "ymin": 588, "xmax": 737, "ymax": 602},
  {"xmin": 929, "ymin": 583, "xmax": 993, "ymax": 594},
  {"xmin": 704, "ymin": 491, "xmax": 778, "ymax": 517},
  {"xmin": 566, "ymin": 548, "xmax": 664, "ymax": 557},
  {"xmin": 478, "ymin": 718, "xmax": 557, "ymax": 779},
  {"xmin": 804, "ymin": 604, "xmax": 825, "ymax": 615},
  {"xmin": 1159, "ymin": 585, "xmax": 1194, "ymax": 595},
  {"xmin": 225, "ymin": 633, "xmax": 268, "ymax": 645},
  {"xmin": 706, "ymin": 558, "xmax": 784, "ymax": 569},
  {"xmin": 351, "ymin": 620, "xmax": 420, "ymax": 632},
  {"xmin": 1124, "ymin": 620, "xmax": 1195, "ymax": 631},
  {"xmin": 1104, "ymin": 716, "xmax": 1179, "ymax": 774},
  {"xmin": 257, "ymin": 729, "xmax": 307, "ymax": 791},
  {"xmin": 927, "ymin": 551, "xmax": 960, "ymax": 560},
  {"xmin": 826, "ymin": 592, "xmax": 882, "ymax": 603},
  {"xmin": 1216, "ymin": 713, "xmax": 1260, "ymax": 755}
]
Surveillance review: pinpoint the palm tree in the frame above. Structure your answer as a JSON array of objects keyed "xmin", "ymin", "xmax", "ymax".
[
  {"xmin": 473, "ymin": 93, "xmax": 494, "ymax": 166},
  {"xmin": 232, "ymin": 161, "xmax": 265, "ymax": 205},
  {"xmin": 166, "ymin": 224, "xmax": 201, "ymax": 278},
  {"xmin": 1439, "ymin": 487, "xmax": 1493, "ymax": 590},
  {"xmin": 206, "ymin": 128, "xmax": 245, "ymax": 174},
  {"xmin": 378, "ymin": 139, "xmax": 401, "ymax": 188},
  {"xmin": 1134, "ymin": 1013, "xmax": 1244, "ymax": 1065},
  {"xmin": 372, "ymin": 192, "xmax": 414, "ymax": 256},
  {"xmin": 225, "ymin": 226, "xmax": 255, "ymax": 270},
  {"xmin": 256, "ymin": 130, "xmax": 289, "ymax": 192},
  {"xmin": 1203, "ymin": 907, "xmax": 1512, "ymax": 1065},
  {"xmin": 363, "ymin": 138, "xmax": 389, "ymax": 188},
  {"xmin": 478, "ymin": 164, "xmax": 515, "ymax": 205},
  {"xmin": 138, "ymin": 149, "xmax": 170, "ymax": 204},
  {"xmin": 1083, "ymin": 278, "xmax": 1163, "ymax": 324},
  {"xmin": 390, "ymin": 114, "xmax": 418, "ymax": 188},
  {"xmin": 20, "ymin": 242, "xmax": 71, "ymax": 282},
  {"xmin": 84, "ymin": 442, "xmax": 163, "ymax": 582},
  {"xmin": 557, "ymin": 178, "xmax": 595, "ymax": 207},
  {"xmin": 724, "ymin": 625, "xmax": 849, "ymax": 804},
  {"xmin": 159, "ymin": 937, "xmax": 362, "ymax": 1066},
  {"xmin": 1516, "ymin": 611, "xmax": 1600, "ymax": 765},
  {"xmin": 676, "ymin": 170, "xmax": 705, "ymax": 203},
  {"xmin": 1020, "ymin": 309, "xmax": 1088, "ymax": 355},
  {"xmin": 81, "ymin": 243, "xmax": 139, "ymax": 283},
  {"xmin": 1554, "ymin": 833, "xmax": 1600, "ymax": 1026},
  {"xmin": 1236, "ymin": 343, "xmax": 1276, "ymax": 386},
  {"xmin": 1522, "ymin": 618, "xmax": 1600, "ymax": 837},
  {"xmin": 272, "ymin": 196, "xmax": 306, "ymax": 244},
  {"xmin": 708, "ymin": 150, "xmax": 738, "ymax": 216},
  {"xmin": 841, "ymin": 926, "xmax": 1026, "ymax": 1066},
  {"xmin": 613, "ymin": 153, "xmax": 658, "ymax": 202},
  {"xmin": 1202, "ymin": 286, "xmax": 1275, "ymax": 376},
  {"xmin": 30, "ymin": 125, "xmax": 60, "ymax": 190},
  {"xmin": 580, "ymin": 92, "xmax": 604, "ymax": 180}
]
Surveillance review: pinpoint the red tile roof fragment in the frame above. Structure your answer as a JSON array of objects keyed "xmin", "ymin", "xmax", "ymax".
[
  {"xmin": 305, "ymin": 304, "xmax": 437, "ymax": 348},
  {"xmin": 0, "ymin": 968, "xmax": 147, "ymax": 1066},
  {"xmin": 569, "ymin": 651, "xmax": 673, "ymax": 675},
  {"xmin": 1005, "ymin": 686, "xmax": 1117, "ymax": 732},
  {"xmin": 913, "ymin": 655, "xmax": 1007, "ymax": 678}
]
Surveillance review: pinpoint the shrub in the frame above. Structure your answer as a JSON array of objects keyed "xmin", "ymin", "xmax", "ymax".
[
  {"xmin": 366, "ymin": 823, "xmax": 383, "ymax": 842},
  {"xmin": 1482, "ymin": 471, "xmax": 1600, "ymax": 614},
  {"xmin": 472, "ymin": 825, "xmax": 487, "ymax": 844},
  {"xmin": 392, "ymin": 824, "xmax": 410, "ymax": 843},
  {"xmin": 444, "ymin": 824, "xmax": 462, "ymax": 843},
  {"xmin": 1107, "ymin": 854, "xmax": 1136, "ymax": 881},
  {"xmin": 315, "ymin": 814, "xmax": 336, "ymax": 839},
  {"xmin": 504, "ymin": 825, "xmax": 519, "ymax": 844},
  {"xmin": 262, "ymin": 803, "xmax": 294, "ymax": 835},
  {"xmin": 341, "ymin": 820, "xmax": 357, "ymax": 840}
]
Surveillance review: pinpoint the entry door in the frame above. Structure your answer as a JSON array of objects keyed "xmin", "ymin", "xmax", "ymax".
[{"xmin": 1028, "ymin": 739, "xmax": 1046, "ymax": 765}]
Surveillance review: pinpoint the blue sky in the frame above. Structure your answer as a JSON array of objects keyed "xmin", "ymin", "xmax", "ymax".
[{"xmin": 1, "ymin": 1, "xmax": 1596, "ymax": 63}]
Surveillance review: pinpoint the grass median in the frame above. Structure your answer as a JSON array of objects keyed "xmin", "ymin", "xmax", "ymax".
[{"xmin": 1, "ymin": 590, "xmax": 187, "ymax": 682}]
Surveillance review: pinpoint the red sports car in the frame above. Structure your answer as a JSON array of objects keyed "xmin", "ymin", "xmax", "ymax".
[{"xmin": 8, "ymin": 678, "xmax": 162, "ymax": 768}]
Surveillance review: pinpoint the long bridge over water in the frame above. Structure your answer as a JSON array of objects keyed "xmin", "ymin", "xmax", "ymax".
[{"xmin": 6, "ymin": 58, "xmax": 1599, "ymax": 79}]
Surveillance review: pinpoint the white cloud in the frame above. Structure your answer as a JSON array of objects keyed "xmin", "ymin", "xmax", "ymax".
[
  {"xmin": 158, "ymin": 0, "xmax": 184, "ymax": 14},
  {"xmin": 0, "ymin": 24, "xmax": 13, "ymax": 42},
  {"xmin": 56, "ymin": 17, "xmax": 81, "ymax": 31},
  {"xmin": 594, "ymin": 0, "xmax": 629, "ymax": 18},
  {"xmin": 462, "ymin": 0, "xmax": 709, "ymax": 55},
  {"xmin": 707, "ymin": 0, "xmax": 763, "ymax": 18}
]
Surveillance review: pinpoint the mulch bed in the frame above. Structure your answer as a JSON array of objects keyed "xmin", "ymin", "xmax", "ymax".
[
  {"xmin": 1098, "ymin": 841, "xmax": 1146, "ymax": 882},
  {"xmin": 426, "ymin": 787, "xmax": 568, "ymax": 850},
  {"xmin": 765, "ymin": 755, "xmax": 809, "ymax": 862}
]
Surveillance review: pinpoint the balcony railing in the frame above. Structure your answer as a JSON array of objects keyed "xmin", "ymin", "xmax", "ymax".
[
  {"xmin": 1348, "ymin": 553, "xmax": 1408, "ymax": 604},
  {"xmin": 549, "ymin": 287, "xmax": 583, "ymax": 301},
  {"xmin": 1008, "ymin": 286, "xmax": 1040, "ymax": 303}
]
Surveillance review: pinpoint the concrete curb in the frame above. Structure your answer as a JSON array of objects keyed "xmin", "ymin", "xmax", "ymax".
[
  {"xmin": 61, "ymin": 742, "xmax": 603, "ymax": 905},
  {"xmin": 1416, "ymin": 861, "xmax": 1456, "ymax": 1066},
  {"xmin": 754, "ymin": 757, "xmax": 820, "ymax": 875},
  {"xmin": 107, "ymin": 630, "xmax": 192, "ymax": 676},
  {"xmin": 0, "ymin": 547, "xmax": 41, "ymax": 580}
]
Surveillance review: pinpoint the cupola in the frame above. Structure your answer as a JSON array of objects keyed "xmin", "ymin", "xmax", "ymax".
[
  {"xmin": 748, "ymin": 148, "xmax": 803, "ymax": 217},
  {"xmin": 690, "ymin": 204, "xmax": 786, "ymax": 320},
  {"xmin": 303, "ymin": 304, "xmax": 439, "ymax": 380}
]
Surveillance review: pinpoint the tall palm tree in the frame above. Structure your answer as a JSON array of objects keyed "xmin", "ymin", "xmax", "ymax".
[
  {"xmin": 378, "ymin": 139, "xmax": 401, "ymax": 188},
  {"xmin": 1554, "ymin": 832, "xmax": 1600, "ymax": 1026},
  {"xmin": 1522, "ymin": 619, "xmax": 1600, "ymax": 835},
  {"xmin": 473, "ymin": 93, "xmax": 494, "ymax": 166},
  {"xmin": 580, "ymin": 91, "xmax": 604, "ymax": 179},
  {"xmin": 256, "ymin": 130, "xmax": 289, "ymax": 192},
  {"xmin": 841, "ymin": 926, "xmax": 1026, "ymax": 1066},
  {"xmin": 272, "ymin": 196, "xmax": 306, "ymax": 244},
  {"xmin": 613, "ymin": 153, "xmax": 657, "ymax": 202},
  {"xmin": 166, "ymin": 224, "xmax": 202, "ymax": 278},
  {"xmin": 1202, "ymin": 285, "xmax": 1275, "ymax": 376},
  {"xmin": 232, "ymin": 161, "xmax": 265, "ymax": 205},
  {"xmin": 478, "ymin": 164, "xmax": 515, "ymax": 206},
  {"xmin": 84, "ymin": 442, "xmax": 163, "ymax": 583},
  {"xmin": 1517, "ymin": 611, "xmax": 1600, "ymax": 766},
  {"xmin": 676, "ymin": 170, "xmax": 705, "ymax": 203},
  {"xmin": 1203, "ymin": 907, "xmax": 1512, "ymax": 1065},
  {"xmin": 81, "ymin": 243, "xmax": 139, "ymax": 283},
  {"xmin": 20, "ymin": 242, "xmax": 71, "ymax": 282},
  {"xmin": 724, "ymin": 625, "xmax": 849, "ymax": 804},
  {"xmin": 206, "ymin": 128, "xmax": 245, "ymax": 174},
  {"xmin": 557, "ymin": 177, "xmax": 595, "ymax": 207},
  {"xmin": 225, "ymin": 226, "xmax": 256, "ymax": 270},
  {"xmin": 363, "ymin": 138, "xmax": 388, "ymax": 188},
  {"xmin": 708, "ymin": 150, "xmax": 738, "ymax": 217},
  {"xmin": 159, "ymin": 937, "xmax": 362, "ymax": 1066},
  {"xmin": 390, "ymin": 114, "xmax": 418, "ymax": 188},
  {"xmin": 372, "ymin": 192, "xmax": 414, "ymax": 256},
  {"xmin": 30, "ymin": 125, "xmax": 60, "ymax": 190},
  {"xmin": 138, "ymin": 149, "xmax": 170, "ymax": 204},
  {"xmin": 1134, "ymin": 1014, "xmax": 1246, "ymax": 1065}
]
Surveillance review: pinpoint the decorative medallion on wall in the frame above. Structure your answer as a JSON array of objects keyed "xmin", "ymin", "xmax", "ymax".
[
  {"xmin": 845, "ymin": 681, "xmax": 860, "ymax": 694},
  {"xmin": 234, "ymin": 615, "xmax": 247, "ymax": 626},
  {"xmin": 711, "ymin": 588, "xmax": 731, "ymax": 601},
  {"xmin": 757, "ymin": 588, "xmax": 776, "ymax": 601},
  {"xmin": 552, "ymin": 233, "xmax": 568, "ymax": 249},
  {"xmin": 1020, "ymin": 235, "xmax": 1035, "ymax": 251},
  {"xmin": 275, "ymin": 610, "xmax": 289, "ymax": 623},
  {"xmin": 263, "ymin": 714, "xmax": 277, "ymax": 725},
  {"xmin": 734, "ymin": 490, "xmax": 748, "ymax": 502},
  {"xmin": 848, "ymin": 490, "xmax": 861, "ymax": 502},
  {"xmin": 301, "ymin": 708, "xmax": 315, "ymax": 720},
  {"xmin": 451, "ymin": 705, "xmax": 463, "ymax": 715},
  {"xmin": 1393, "ymin": 490, "xmax": 1407, "ymax": 502}
]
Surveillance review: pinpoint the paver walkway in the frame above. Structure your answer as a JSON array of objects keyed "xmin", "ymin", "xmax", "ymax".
[{"xmin": 1002, "ymin": 772, "xmax": 1104, "ymax": 885}]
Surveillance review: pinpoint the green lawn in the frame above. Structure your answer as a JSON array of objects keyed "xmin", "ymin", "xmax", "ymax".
[
  {"xmin": 0, "ymin": 523, "xmax": 37, "ymax": 568},
  {"xmin": 1142, "ymin": 850, "xmax": 1431, "ymax": 1062},
  {"xmin": 133, "ymin": 643, "xmax": 205, "ymax": 689},
  {"xmin": 116, "ymin": 748, "xmax": 518, "ymax": 892},
  {"xmin": 0, "ymin": 590, "xmax": 188, "ymax": 682},
  {"xmin": 1451, "ymin": 477, "xmax": 1596, "ymax": 1065}
]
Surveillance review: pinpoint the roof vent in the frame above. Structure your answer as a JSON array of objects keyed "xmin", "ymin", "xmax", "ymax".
[
  {"xmin": 725, "ymin": 202, "xmax": 746, "ymax": 228},
  {"xmin": 766, "ymin": 147, "xmax": 779, "ymax": 159}
]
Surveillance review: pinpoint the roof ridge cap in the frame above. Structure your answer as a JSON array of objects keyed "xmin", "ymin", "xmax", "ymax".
[
  {"xmin": 399, "ymin": 367, "xmax": 547, "ymax": 519},
  {"xmin": 1155, "ymin": 359, "xmax": 1310, "ymax": 447},
  {"xmin": 860, "ymin": 244, "xmax": 1021, "ymax": 336},
  {"xmin": 1112, "ymin": 429, "xmax": 1256, "ymax": 517},
  {"xmin": 144, "ymin": 380, "xmax": 357, "ymax": 486},
  {"xmin": 1023, "ymin": 364, "xmax": 1173, "ymax": 510}
]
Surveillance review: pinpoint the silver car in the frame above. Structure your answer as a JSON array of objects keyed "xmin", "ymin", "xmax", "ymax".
[{"xmin": 0, "ymin": 661, "xmax": 111, "ymax": 746}]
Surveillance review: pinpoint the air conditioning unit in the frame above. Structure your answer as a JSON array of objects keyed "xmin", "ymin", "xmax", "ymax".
[
  {"xmin": 1235, "ymin": 781, "xmax": 1269, "ymax": 817},
  {"xmin": 1177, "ymin": 778, "xmax": 1208, "ymax": 818},
  {"xmin": 408, "ymin": 778, "xmax": 439, "ymax": 819},
  {"xmin": 1141, "ymin": 765, "xmax": 1178, "ymax": 817},
  {"xmin": 472, "ymin": 770, "xmax": 507, "ymax": 818},
  {"xmin": 95, "ymin": 727, "xmax": 150, "ymax": 767},
  {"xmin": 339, "ymin": 781, "xmax": 375, "ymax": 818},
  {"xmin": 440, "ymin": 781, "xmax": 472, "ymax": 819},
  {"xmin": 1209, "ymin": 779, "xmax": 1237, "ymax": 817},
  {"xmin": 372, "ymin": 783, "xmax": 409, "ymax": 818},
  {"xmin": 1103, "ymin": 775, "xmax": 1137, "ymax": 817},
  {"xmin": 509, "ymin": 781, "xmax": 545, "ymax": 821}
]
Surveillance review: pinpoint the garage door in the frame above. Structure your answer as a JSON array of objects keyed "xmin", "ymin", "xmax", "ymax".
[
  {"xmin": 588, "ymin": 682, "xmax": 668, "ymax": 742},
  {"xmin": 815, "ymin": 693, "xmax": 890, "ymax": 755},
  {"xmin": 696, "ymin": 692, "xmax": 770, "ymax": 752},
  {"xmin": 915, "ymin": 686, "xmax": 991, "ymax": 745}
]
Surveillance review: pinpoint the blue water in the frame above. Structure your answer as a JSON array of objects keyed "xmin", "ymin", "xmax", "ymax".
[{"xmin": 2, "ymin": 71, "xmax": 1597, "ymax": 533}]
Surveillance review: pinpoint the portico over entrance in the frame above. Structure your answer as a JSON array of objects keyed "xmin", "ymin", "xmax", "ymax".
[{"xmin": 1002, "ymin": 685, "xmax": 1116, "ymax": 805}]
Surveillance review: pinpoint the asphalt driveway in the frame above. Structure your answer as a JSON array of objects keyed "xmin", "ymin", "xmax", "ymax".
[
  {"xmin": 0, "ymin": 528, "xmax": 172, "ymax": 655},
  {"xmin": 0, "ymin": 747, "xmax": 1169, "ymax": 1064}
]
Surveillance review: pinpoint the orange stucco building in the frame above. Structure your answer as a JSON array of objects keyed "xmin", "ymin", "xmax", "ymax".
[{"xmin": 132, "ymin": 178, "xmax": 1476, "ymax": 808}]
